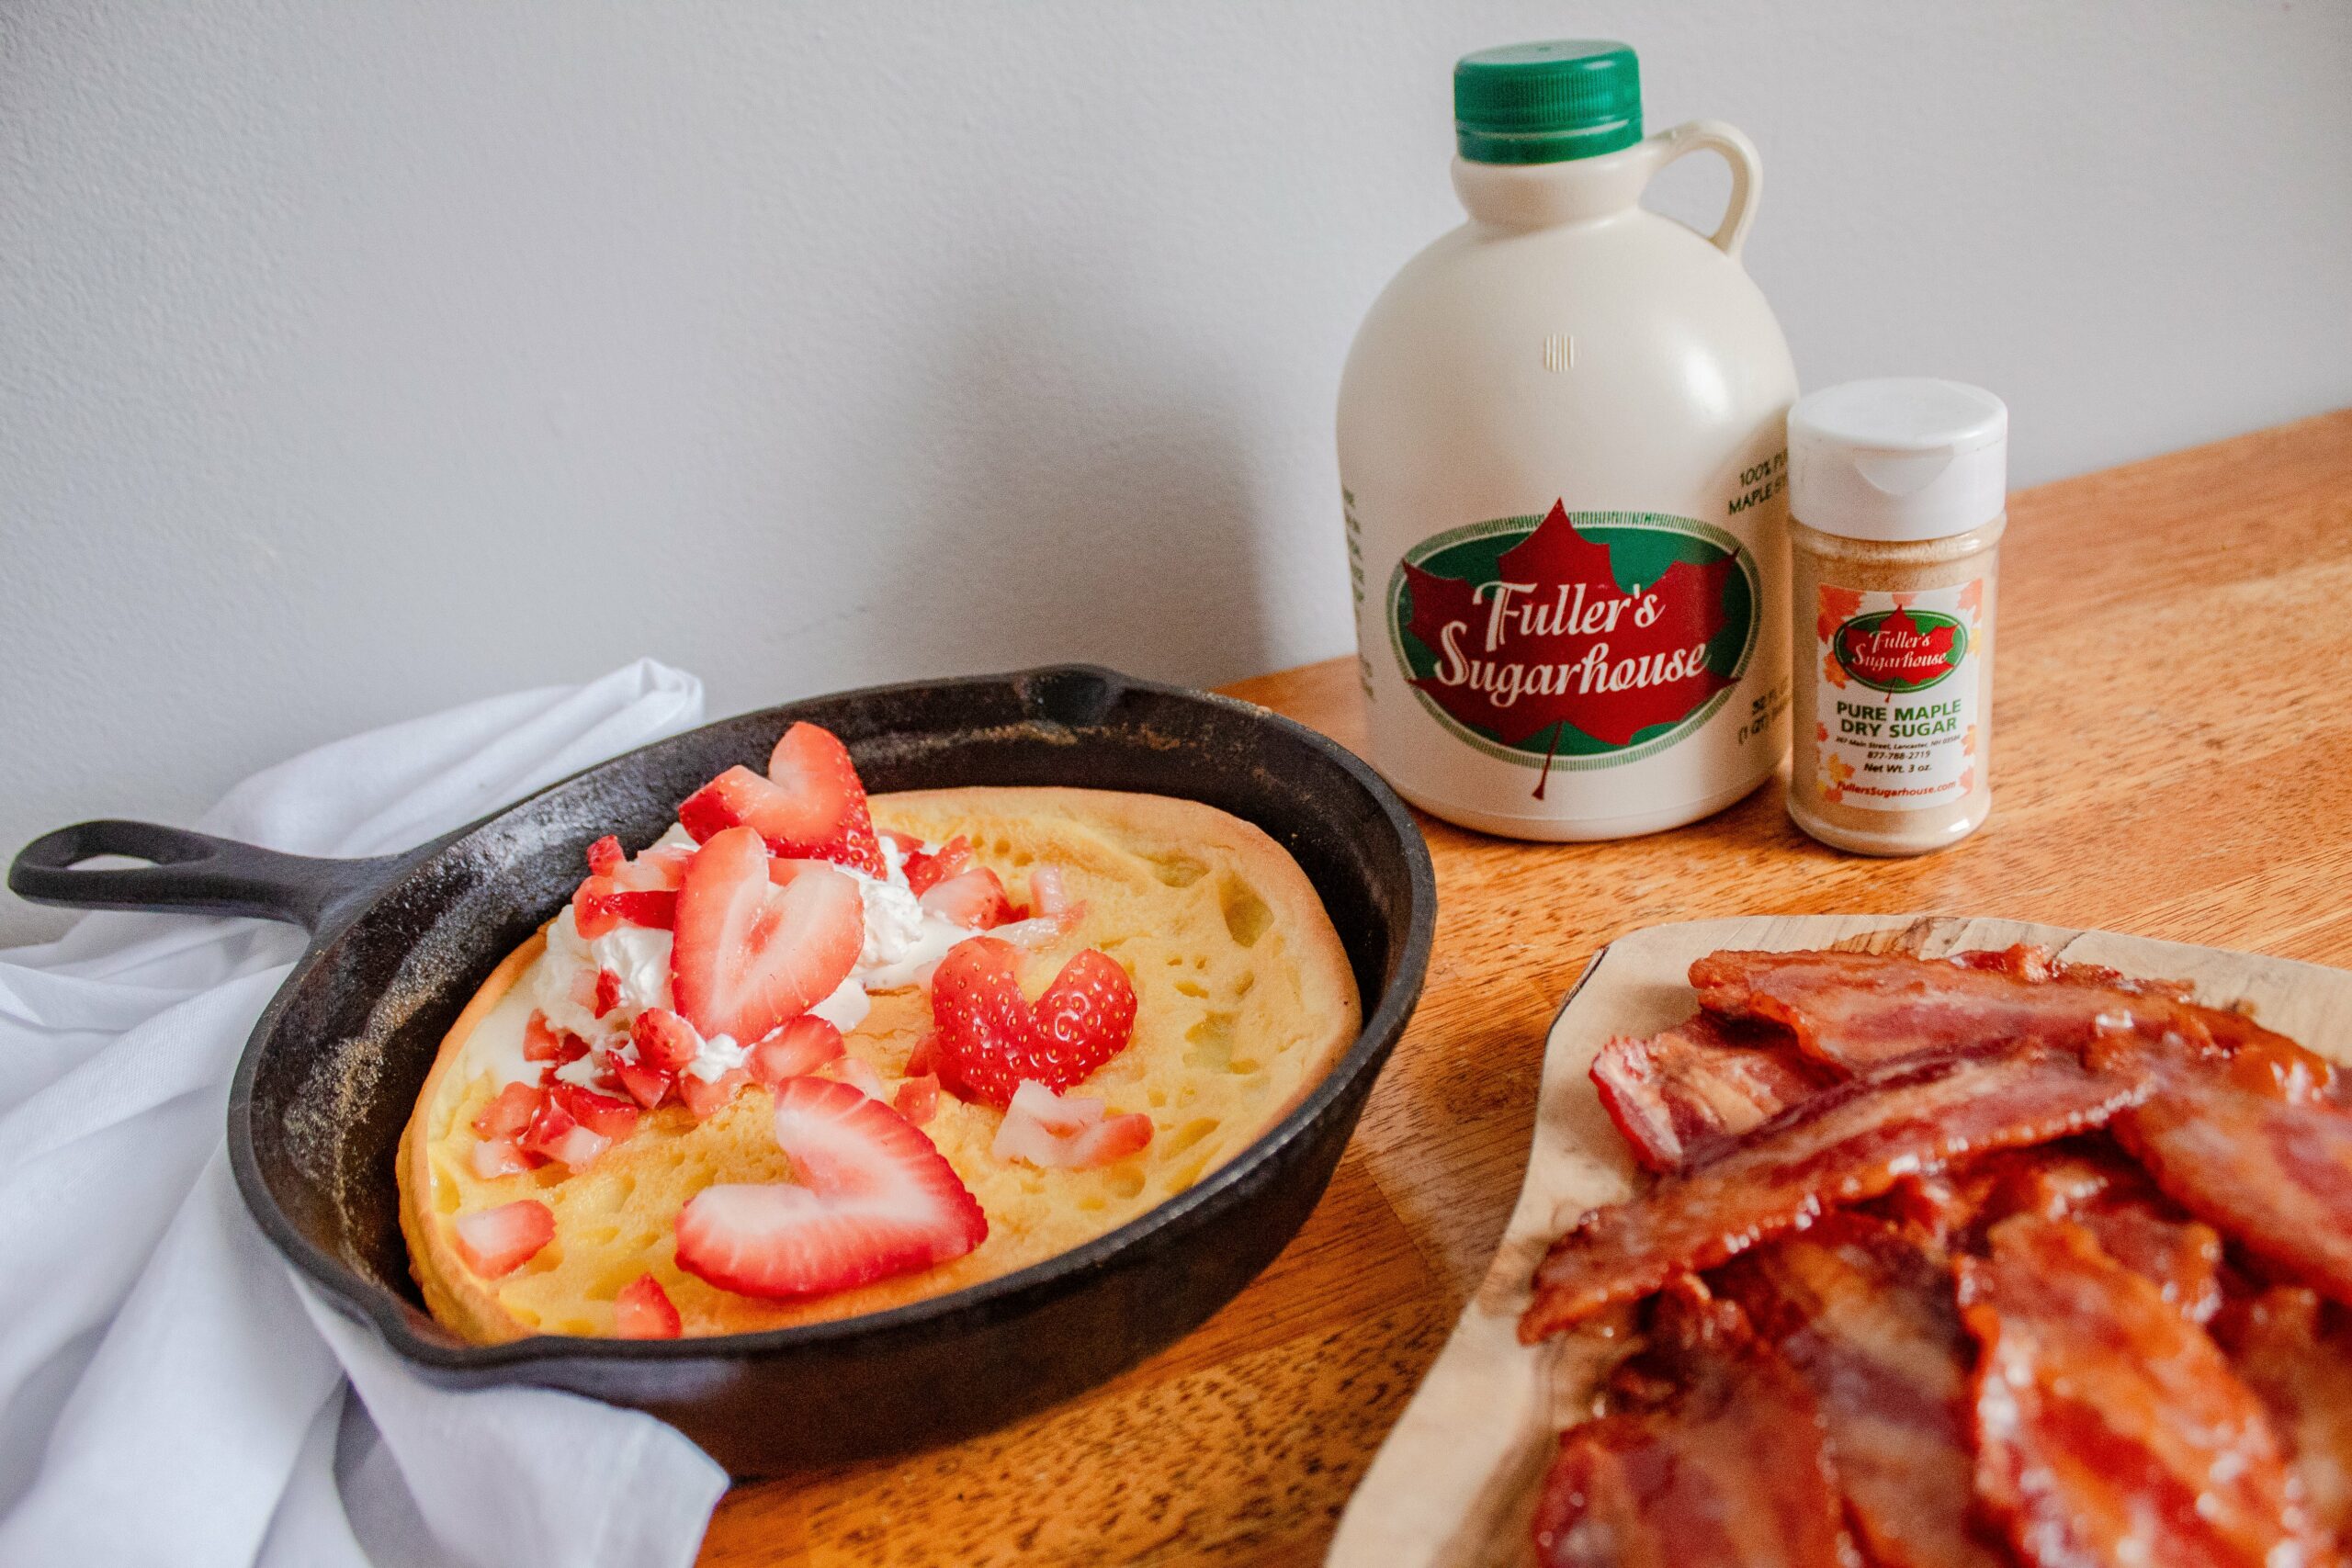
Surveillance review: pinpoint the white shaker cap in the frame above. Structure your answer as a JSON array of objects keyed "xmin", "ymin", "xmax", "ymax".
[{"xmin": 1788, "ymin": 378, "xmax": 2008, "ymax": 543}]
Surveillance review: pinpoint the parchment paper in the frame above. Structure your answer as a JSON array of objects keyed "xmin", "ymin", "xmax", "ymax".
[{"xmin": 1327, "ymin": 912, "xmax": 2352, "ymax": 1567}]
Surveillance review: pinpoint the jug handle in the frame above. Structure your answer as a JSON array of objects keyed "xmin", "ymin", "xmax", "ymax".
[{"xmin": 1644, "ymin": 119, "xmax": 1763, "ymax": 260}]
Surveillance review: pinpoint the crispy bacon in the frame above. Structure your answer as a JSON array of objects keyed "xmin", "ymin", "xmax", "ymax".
[
  {"xmin": 1532, "ymin": 1283, "xmax": 1857, "ymax": 1568},
  {"xmin": 2101, "ymin": 1034, "xmax": 2352, "ymax": 1309},
  {"xmin": 1690, "ymin": 947, "xmax": 2311, "ymax": 1073},
  {"xmin": 1957, "ymin": 1213, "xmax": 2320, "ymax": 1568},
  {"xmin": 1715, "ymin": 1214, "xmax": 2005, "ymax": 1568},
  {"xmin": 1521, "ymin": 1043, "xmax": 2150, "ymax": 1342},
  {"xmin": 2217, "ymin": 1288, "xmax": 2352, "ymax": 1545},
  {"xmin": 1590, "ymin": 1014, "xmax": 1831, "ymax": 1172}
]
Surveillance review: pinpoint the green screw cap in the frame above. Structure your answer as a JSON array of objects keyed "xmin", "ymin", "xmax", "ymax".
[{"xmin": 1454, "ymin": 40, "xmax": 1643, "ymax": 165}]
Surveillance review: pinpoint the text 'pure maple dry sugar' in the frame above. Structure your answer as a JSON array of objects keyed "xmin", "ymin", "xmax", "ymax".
[
  {"xmin": 1787, "ymin": 378, "xmax": 2008, "ymax": 855},
  {"xmin": 1339, "ymin": 40, "xmax": 1798, "ymax": 840}
]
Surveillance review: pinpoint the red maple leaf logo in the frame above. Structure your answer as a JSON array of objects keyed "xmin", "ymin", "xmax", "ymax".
[{"xmin": 1400, "ymin": 502, "xmax": 1736, "ymax": 796}]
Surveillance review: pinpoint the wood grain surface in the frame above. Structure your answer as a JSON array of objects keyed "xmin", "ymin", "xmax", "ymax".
[{"xmin": 698, "ymin": 408, "xmax": 2352, "ymax": 1566}]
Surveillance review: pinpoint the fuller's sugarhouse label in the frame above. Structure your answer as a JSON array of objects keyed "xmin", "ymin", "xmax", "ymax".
[
  {"xmin": 1813, "ymin": 580, "xmax": 1984, "ymax": 813},
  {"xmin": 1387, "ymin": 502, "xmax": 1758, "ymax": 796}
]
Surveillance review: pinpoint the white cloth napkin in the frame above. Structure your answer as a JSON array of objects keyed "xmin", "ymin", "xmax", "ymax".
[{"xmin": 0, "ymin": 660, "xmax": 730, "ymax": 1568}]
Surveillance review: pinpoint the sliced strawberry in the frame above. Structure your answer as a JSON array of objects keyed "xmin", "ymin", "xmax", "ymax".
[
  {"xmin": 671, "ymin": 827, "xmax": 863, "ymax": 1044},
  {"xmin": 920, "ymin": 867, "xmax": 1019, "ymax": 931},
  {"xmin": 990, "ymin": 1079, "xmax": 1154, "ymax": 1168},
  {"xmin": 614, "ymin": 1273, "xmax": 683, "ymax": 1339},
  {"xmin": 586, "ymin": 835, "xmax": 626, "ymax": 877},
  {"xmin": 676, "ymin": 1066, "xmax": 750, "ymax": 1119},
  {"xmin": 894, "ymin": 1074, "xmax": 940, "ymax": 1126},
  {"xmin": 928, "ymin": 938, "xmax": 1138, "ymax": 1107},
  {"xmin": 901, "ymin": 836, "xmax": 973, "ymax": 897},
  {"xmin": 552, "ymin": 1081, "xmax": 641, "ymax": 1141},
  {"xmin": 672, "ymin": 1077, "xmax": 987, "ymax": 1300},
  {"xmin": 593, "ymin": 968, "xmax": 623, "ymax": 1019},
  {"xmin": 676, "ymin": 724, "xmax": 886, "ymax": 877},
  {"xmin": 470, "ymin": 1134, "xmax": 536, "ymax": 1179},
  {"xmin": 748, "ymin": 1016, "xmax": 845, "ymax": 1087},
  {"xmin": 522, "ymin": 1094, "xmax": 609, "ymax": 1170},
  {"xmin": 631, "ymin": 1007, "xmax": 702, "ymax": 1073},
  {"xmin": 452, "ymin": 1200, "xmax": 555, "ymax": 1278},
  {"xmin": 472, "ymin": 1080, "xmax": 545, "ymax": 1139}
]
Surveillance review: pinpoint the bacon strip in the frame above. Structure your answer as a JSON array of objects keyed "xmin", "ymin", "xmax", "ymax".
[
  {"xmin": 1957, "ymin": 1213, "xmax": 2320, "ymax": 1568},
  {"xmin": 1532, "ymin": 1285, "xmax": 1855, "ymax": 1568},
  {"xmin": 1715, "ymin": 1215, "xmax": 2005, "ymax": 1568},
  {"xmin": 1521, "ymin": 1043, "xmax": 2150, "ymax": 1342},
  {"xmin": 2102, "ymin": 1034, "xmax": 2352, "ymax": 1308},
  {"xmin": 1589, "ymin": 1014, "xmax": 1831, "ymax": 1172},
  {"xmin": 2221, "ymin": 1288, "xmax": 2352, "ymax": 1546},
  {"xmin": 1690, "ymin": 947, "xmax": 2308, "ymax": 1073}
]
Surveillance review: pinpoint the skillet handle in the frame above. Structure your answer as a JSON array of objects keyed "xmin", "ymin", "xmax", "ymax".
[{"xmin": 9, "ymin": 818, "xmax": 410, "ymax": 934}]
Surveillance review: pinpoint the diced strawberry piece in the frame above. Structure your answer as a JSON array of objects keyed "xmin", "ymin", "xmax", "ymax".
[
  {"xmin": 631, "ymin": 1007, "xmax": 702, "ymax": 1073},
  {"xmin": 522, "ymin": 1094, "xmax": 610, "ymax": 1170},
  {"xmin": 929, "ymin": 938, "xmax": 1138, "ymax": 1107},
  {"xmin": 747, "ymin": 1016, "xmax": 845, "ymax": 1087},
  {"xmin": 553, "ymin": 1081, "xmax": 641, "ymax": 1141},
  {"xmin": 671, "ymin": 828, "xmax": 863, "ymax": 1044},
  {"xmin": 1026, "ymin": 865, "xmax": 1087, "ymax": 932},
  {"xmin": 610, "ymin": 1053, "xmax": 676, "ymax": 1111},
  {"xmin": 905, "ymin": 1032, "xmax": 942, "ymax": 1077},
  {"xmin": 544, "ymin": 1122, "xmax": 611, "ymax": 1170},
  {"xmin": 553, "ymin": 1032, "xmax": 590, "ymax": 1066},
  {"xmin": 990, "ymin": 1080, "xmax": 1154, "ymax": 1168},
  {"xmin": 472, "ymin": 1080, "xmax": 545, "ymax": 1139},
  {"xmin": 452, "ymin": 1200, "xmax": 555, "ymax": 1278},
  {"xmin": 523, "ymin": 1013, "xmax": 564, "ymax": 1063},
  {"xmin": 920, "ymin": 867, "xmax": 1019, "ymax": 931},
  {"xmin": 586, "ymin": 835, "xmax": 626, "ymax": 877},
  {"xmin": 613, "ymin": 1273, "xmax": 683, "ymax": 1339},
  {"xmin": 470, "ymin": 1134, "xmax": 536, "ymax": 1179},
  {"xmin": 675, "ymin": 724, "xmax": 886, "ymax": 877},
  {"xmin": 675, "ymin": 1066, "xmax": 750, "ymax": 1119},
  {"xmin": 838, "ymin": 1056, "xmax": 888, "ymax": 1101},
  {"xmin": 673, "ymin": 1077, "xmax": 986, "ymax": 1300},
  {"xmin": 593, "ymin": 968, "xmax": 623, "ymax": 1019},
  {"xmin": 572, "ymin": 875, "xmax": 622, "ymax": 939},
  {"xmin": 619, "ymin": 846, "xmax": 693, "ymax": 891},
  {"xmin": 901, "ymin": 836, "xmax": 973, "ymax": 897},
  {"xmin": 894, "ymin": 1074, "xmax": 940, "ymax": 1126}
]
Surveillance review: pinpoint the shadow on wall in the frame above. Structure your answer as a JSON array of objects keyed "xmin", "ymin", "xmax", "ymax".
[{"xmin": 879, "ymin": 255, "xmax": 1280, "ymax": 686}]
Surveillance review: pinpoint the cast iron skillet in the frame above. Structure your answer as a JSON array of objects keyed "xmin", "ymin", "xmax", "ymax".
[{"xmin": 9, "ymin": 665, "xmax": 1433, "ymax": 1475}]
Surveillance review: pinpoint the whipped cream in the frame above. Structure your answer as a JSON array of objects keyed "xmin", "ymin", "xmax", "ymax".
[{"xmin": 523, "ymin": 824, "xmax": 974, "ymax": 1089}]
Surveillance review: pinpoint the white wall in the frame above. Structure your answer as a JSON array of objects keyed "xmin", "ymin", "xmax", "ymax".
[{"xmin": 5, "ymin": 1, "xmax": 2349, "ymax": 941}]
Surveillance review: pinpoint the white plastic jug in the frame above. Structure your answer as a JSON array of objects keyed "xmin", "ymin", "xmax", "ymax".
[{"xmin": 1339, "ymin": 40, "xmax": 1797, "ymax": 840}]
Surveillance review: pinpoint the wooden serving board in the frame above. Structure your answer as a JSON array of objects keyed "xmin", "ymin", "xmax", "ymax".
[{"xmin": 1326, "ymin": 912, "xmax": 2352, "ymax": 1568}]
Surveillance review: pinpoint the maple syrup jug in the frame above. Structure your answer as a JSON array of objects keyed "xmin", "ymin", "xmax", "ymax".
[{"xmin": 1339, "ymin": 40, "xmax": 1797, "ymax": 839}]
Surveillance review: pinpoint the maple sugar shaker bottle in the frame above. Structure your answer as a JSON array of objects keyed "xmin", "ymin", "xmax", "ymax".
[
  {"xmin": 1339, "ymin": 40, "xmax": 1797, "ymax": 840},
  {"xmin": 1786, "ymin": 378, "xmax": 2008, "ymax": 855}
]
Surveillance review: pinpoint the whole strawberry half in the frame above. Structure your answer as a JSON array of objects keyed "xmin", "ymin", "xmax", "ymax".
[
  {"xmin": 677, "ymin": 723, "xmax": 886, "ymax": 878},
  {"xmin": 927, "ymin": 937, "xmax": 1138, "ymax": 1107},
  {"xmin": 673, "ymin": 1077, "xmax": 987, "ymax": 1300},
  {"xmin": 670, "ymin": 828, "xmax": 862, "ymax": 1045}
]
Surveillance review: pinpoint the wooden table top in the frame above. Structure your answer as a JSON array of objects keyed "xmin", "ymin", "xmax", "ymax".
[{"xmin": 701, "ymin": 408, "xmax": 2352, "ymax": 1567}]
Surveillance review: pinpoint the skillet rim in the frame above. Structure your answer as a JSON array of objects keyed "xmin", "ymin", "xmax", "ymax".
[{"xmin": 225, "ymin": 664, "xmax": 1437, "ymax": 1373}]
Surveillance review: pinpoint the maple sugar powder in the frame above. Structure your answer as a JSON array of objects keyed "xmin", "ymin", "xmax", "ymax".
[{"xmin": 1786, "ymin": 380, "xmax": 2008, "ymax": 856}]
